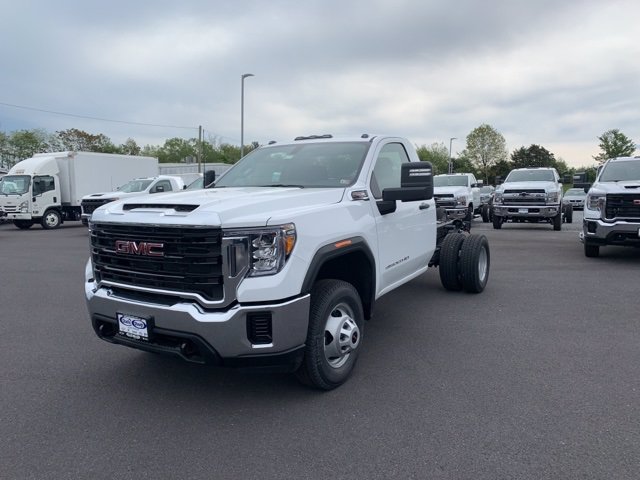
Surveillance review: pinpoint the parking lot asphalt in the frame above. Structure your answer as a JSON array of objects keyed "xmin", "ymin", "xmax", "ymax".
[{"xmin": 1, "ymin": 213, "xmax": 639, "ymax": 480}]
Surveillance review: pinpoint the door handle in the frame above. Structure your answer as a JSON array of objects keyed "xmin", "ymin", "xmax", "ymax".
[{"xmin": 419, "ymin": 203, "xmax": 430, "ymax": 210}]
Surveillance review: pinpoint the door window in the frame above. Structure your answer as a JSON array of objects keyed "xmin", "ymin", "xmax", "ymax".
[{"xmin": 370, "ymin": 143, "xmax": 410, "ymax": 199}]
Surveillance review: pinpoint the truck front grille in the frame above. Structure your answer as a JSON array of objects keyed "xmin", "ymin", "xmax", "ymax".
[
  {"xmin": 605, "ymin": 194, "xmax": 640, "ymax": 220},
  {"xmin": 434, "ymin": 194, "xmax": 455, "ymax": 208},
  {"xmin": 90, "ymin": 223, "xmax": 223, "ymax": 301},
  {"xmin": 82, "ymin": 199, "xmax": 113, "ymax": 215},
  {"xmin": 503, "ymin": 190, "xmax": 546, "ymax": 206}
]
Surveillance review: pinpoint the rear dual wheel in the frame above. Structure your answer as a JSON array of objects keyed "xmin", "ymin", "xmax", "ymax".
[{"xmin": 439, "ymin": 233, "xmax": 490, "ymax": 293}]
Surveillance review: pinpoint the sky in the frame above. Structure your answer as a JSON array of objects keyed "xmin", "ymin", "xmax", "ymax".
[{"xmin": 1, "ymin": 0, "xmax": 638, "ymax": 168}]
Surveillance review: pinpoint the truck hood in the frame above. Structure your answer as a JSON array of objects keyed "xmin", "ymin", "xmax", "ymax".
[
  {"xmin": 497, "ymin": 181, "xmax": 559, "ymax": 193},
  {"xmin": 82, "ymin": 191, "xmax": 147, "ymax": 200},
  {"xmin": 92, "ymin": 187, "xmax": 345, "ymax": 227},
  {"xmin": 433, "ymin": 186, "xmax": 467, "ymax": 196},
  {"xmin": 590, "ymin": 180, "xmax": 640, "ymax": 194}
]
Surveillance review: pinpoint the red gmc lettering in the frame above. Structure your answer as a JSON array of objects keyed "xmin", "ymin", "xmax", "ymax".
[{"xmin": 114, "ymin": 240, "xmax": 164, "ymax": 257}]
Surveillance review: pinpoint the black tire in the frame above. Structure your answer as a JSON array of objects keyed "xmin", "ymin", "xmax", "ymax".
[
  {"xmin": 41, "ymin": 210, "xmax": 62, "ymax": 229},
  {"xmin": 553, "ymin": 211, "xmax": 562, "ymax": 231},
  {"xmin": 459, "ymin": 234, "xmax": 490, "ymax": 293},
  {"xmin": 464, "ymin": 204, "xmax": 473, "ymax": 222},
  {"xmin": 14, "ymin": 220, "xmax": 34, "ymax": 230},
  {"xmin": 584, "ymin": 242, "xmax": 600, "ymax": 258},
  {"xmin": 438, "ymin": 232, "xmax": 465, "ymax": 291},
  {"xmin": 492, "ymin": 214, "xmax": 502, "ymax": 229},
  {"xmin": 295, "ymin": 279, "xmax": 364, "ymax": 390},
  {"xmin": 565, "ymin": 205, "xmax": 573, "ymax": 224},
  {"xmin": 481, "ymin": 204, "xmax": 490, "ymax": 223}
]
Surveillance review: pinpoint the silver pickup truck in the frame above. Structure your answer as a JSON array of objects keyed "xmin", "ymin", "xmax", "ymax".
[{"xmin": 492, "ymin": 167, "xmax": 571, "ymax": 230}]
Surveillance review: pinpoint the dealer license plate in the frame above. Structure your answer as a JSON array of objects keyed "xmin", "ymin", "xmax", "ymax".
[
  {"xmin": 518, "ymin": 208, "xmax": 528, "ymax": 213},
  {"xmin": 117, "ymin": 313, "xmax": 149, "ymax": 341}
]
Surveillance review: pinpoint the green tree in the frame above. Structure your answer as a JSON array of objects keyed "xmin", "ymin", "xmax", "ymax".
[
  {"xmin": 593, "ymin": 129, "xmax": 636, "ymax": 163},
  {"xmin": 55, "ymin": 128, "xmax": 118, "ymax": 153},
  {"xmin": 6, "ymin": 129, "xmax": 51, "ymax": 166},
  {"xmin": 157, "ymin": 137, "xmax": 197, "ymax": 163},
  {"xmin": 415, "ymin": 142, "xmax": 449, "ymax": 174},
  {"xmin": 511, "ymin": 144, "xmax": 556, "ymax": 169},
  {"xmin": 461, "ymin": 124, "xmax": 508, "ymax": 184},
  {"xmin": 489, "ymin": 159, "xmax": 512, "ymax": 185},
  {"xmin": 119, "ymin": 138, "xmax": 141, "ymax": 156}
]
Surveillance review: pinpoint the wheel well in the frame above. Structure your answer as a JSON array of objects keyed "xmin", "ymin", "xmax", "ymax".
[{"xmin": 313, "ymin": 251, "xmax": 374, "ymax": 320}]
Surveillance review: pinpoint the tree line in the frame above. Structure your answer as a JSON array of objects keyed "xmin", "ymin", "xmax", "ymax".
[
  {"xmin": 0, "ymin": 128, "xmax": 257, "ymax": 170},
  {"xmin": 1, "ymin": 125, "xmax": 636, "ymax": 186},
  {"xmin": 416, "ymin": 126, "xmax": 636, "ymax": 184}
]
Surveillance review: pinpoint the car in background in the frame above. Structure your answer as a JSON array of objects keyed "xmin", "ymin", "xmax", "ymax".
[{"xmin": 563, "ymin": 187, "xmax": 586, "ymax": 210}]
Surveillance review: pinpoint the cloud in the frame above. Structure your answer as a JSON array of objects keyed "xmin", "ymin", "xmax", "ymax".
[{"xmin": 1, "ymin": 0, "xmax": 638, "ymax": 167}]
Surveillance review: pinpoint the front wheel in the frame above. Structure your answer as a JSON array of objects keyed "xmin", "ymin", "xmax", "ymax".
[
  {"xmin": 296, "ymin": 279, "xmax": 364, "ymax": 390},
  {"xmin": 14, "ymin": 220, "xmax": 34, "ymax": 230},
  {"xmin": 564, "ymin": 205, "xmax": 573, "ymax": 224},
  {"xmin": 41, "ymin": 210, "xmax": 62, "ymax": 229},
  {"xmin": 584, "ymin": 242, "xmax": 600, "ymax": 258},
  {"xmin": 481, "ymin": 204, "xmax": 490, "ymax": 222},
  {"xmin": 553, "ymin": 211, "xmax": 562, "ymax": 231},
  {"xmin": 460, "ymin": 234, "xmax": 490, "ymax": 293},
  {"xmin": 492, "ymin": 214, "xmax": 502, "ymax": 229}
]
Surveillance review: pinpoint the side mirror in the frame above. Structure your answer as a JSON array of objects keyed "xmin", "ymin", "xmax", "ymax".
[
  {"xmin": 204, "ymin": 170, "xmax": 216, "ymax": 187},
  {"xmin": 382, "ymin": 162, "xmax": 433, "ymax": 202},
  {"xmin": 583, "ymin": 183, "xmax": 592, "ymax": 194}
]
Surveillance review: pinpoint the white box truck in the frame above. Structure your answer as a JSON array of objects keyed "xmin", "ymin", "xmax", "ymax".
[{"xmin": 0, "ymin": 152, "xmax": 158, "ymax": 229}]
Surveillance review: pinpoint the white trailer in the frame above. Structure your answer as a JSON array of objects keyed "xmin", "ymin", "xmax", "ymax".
[{"xmin": 0, "ymin": 152, "xmax": 158, "ymax": 229}]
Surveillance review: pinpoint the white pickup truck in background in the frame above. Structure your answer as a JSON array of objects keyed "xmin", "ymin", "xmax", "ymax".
[
  {"xmin": 80, "ymin": 175, "xmax": 186, "ymax": 225},
  {"xmin": 581, "ymin": 156, "xmax": 640, "ymax": 257},
  {"xmin": 433, "ymin": 173, "xmax": 482, "ymax": 223}
]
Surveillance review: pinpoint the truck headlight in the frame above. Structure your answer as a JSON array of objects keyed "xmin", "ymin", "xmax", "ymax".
[
  {"xmin": 455, "ymin": 196, "xmax": 467, "ymax": 206},
  {"xmin": 224, "ymin": 223, "xmax": 296, "ymax": 277},
  {"xmin": 546, "ymin": 191, "xmax": 559, "ymax": 203},
  {"xmin": 19, "ymin": 200, "xmax": 29, "ymax": 212},
  {"xmin": 493, "ymin": 192, "xmax": 503, "ymax": 204},
  {"xmin": 587, "ymin": 193, "xmax": 605, "ymax": 211}
]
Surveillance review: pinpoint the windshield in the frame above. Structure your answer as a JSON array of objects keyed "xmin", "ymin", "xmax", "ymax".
[
  {"xmin": 599, "ymin": 160, "xmax": 640, "ymax": 182},
  {"xmin": 505, "ymin": 170, "xmax": 555, "ymax": 182},
  {"xmin": 215, "ymin": 142, "xmax": 369, "ymax": 188},
  {"xmin": 118, "ymin": 179, "xmax": 153, "ymax": 193},
  {"xmin": 0, "ymin": 175, "xmax": 31, "ymax": 195},
  {"xmin": 433, "ymin": 175, "xmax": 469, "ymax": 187},
  {"xmin": 186, "ymin": 177, "xmax": 204, "ymax": 190},
  {"xmin": 565, "ymin": 188, "xmax": 586, "ymax": 196}
]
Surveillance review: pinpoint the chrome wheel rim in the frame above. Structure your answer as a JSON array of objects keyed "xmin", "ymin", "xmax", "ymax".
[
  {"xmin": 478, "ymin": 246, "xmax": 488, "ymax": 282},
  {"xmin": 324, "ymin": 302, "xmax": 360, "ymax": 369}
]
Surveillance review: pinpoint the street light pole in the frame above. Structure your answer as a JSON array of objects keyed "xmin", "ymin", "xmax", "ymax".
[
  {"xmin": 448, "ymin": 137, "xmax": 456, "ymax": 174},
  {"xmin": 240, "ymin": 73, "xmax": 254, "ymax": 158}
]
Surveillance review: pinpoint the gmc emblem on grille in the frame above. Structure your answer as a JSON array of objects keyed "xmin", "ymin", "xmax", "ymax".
[{"xmin": 114, "ymin": 240, "xmax": 164, "ymax": 257}]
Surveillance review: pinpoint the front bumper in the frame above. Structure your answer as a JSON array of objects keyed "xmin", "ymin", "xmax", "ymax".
[
  {"xmin": 81, "ymin": 213, "xmax": 90, "ymax": 225},
  {"xmin": 493, "ymin": 204, "xmax": 560, "ymax": 218},
  {"xmin": 581, "ymin": 218, "xmax": 640, "ymax": 247},
  {"xmin": 2, "ymin": 212, "xmax": 33, "ymax": 220},
  {"xmin": 441, "ymin": 207, "xmax": 467, "ymax": 220},
  {"xmin": 85, "ymin": 279, "xmax": 310, "ymax": 370}
]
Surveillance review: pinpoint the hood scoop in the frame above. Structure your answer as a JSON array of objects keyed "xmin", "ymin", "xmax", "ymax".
[{"xmin": 122, "ymin": 203, "xmax": 198, "ymax": 212}]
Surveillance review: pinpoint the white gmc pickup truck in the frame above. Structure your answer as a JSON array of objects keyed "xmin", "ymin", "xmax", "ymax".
[
  {"xmin": 581, "ymin": 156, "xmax": 640, "ymax": 257},
  {"xmin": 84, "ymin": 134, "xmax": 491, "ymax": 390}
]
